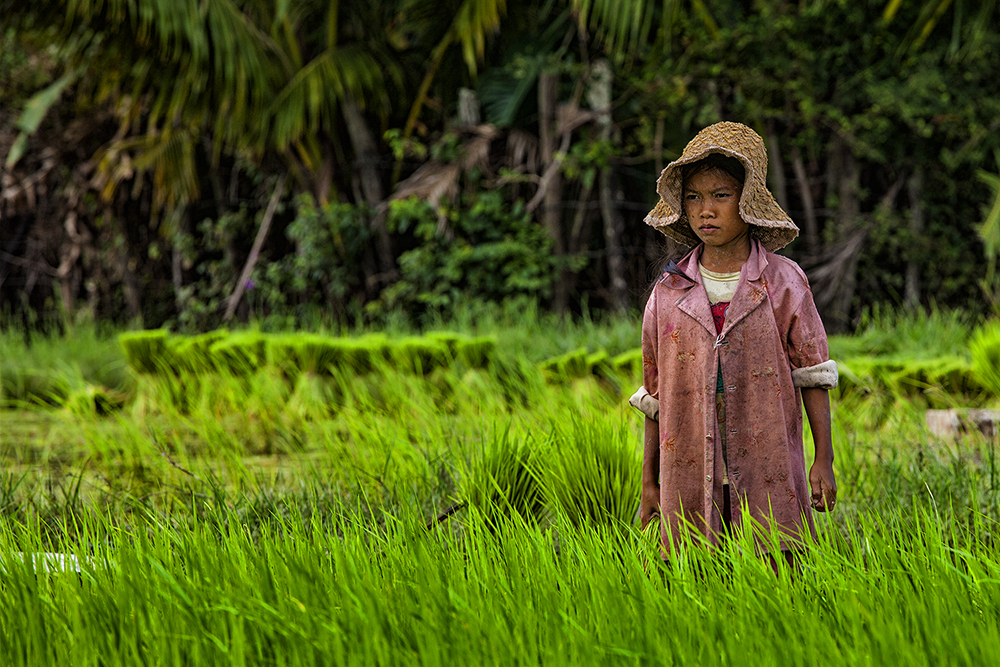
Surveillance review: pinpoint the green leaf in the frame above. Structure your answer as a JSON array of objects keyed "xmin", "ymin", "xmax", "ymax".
[
  {"xmin": 14, "ymin": 70, "xmax": 78, "ymax": 135},
  {"xmin": 5, "ymin": 70, "xmax": 78, "ymax": 168},
  {"xmin": 4, "ymin": 134, "xmax": 29, "ymax": 170}
]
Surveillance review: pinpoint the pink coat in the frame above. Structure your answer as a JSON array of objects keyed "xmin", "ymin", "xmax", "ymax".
[{"xmin": 642, "ymin": 239, "xmax": 830, "ymax": 551}]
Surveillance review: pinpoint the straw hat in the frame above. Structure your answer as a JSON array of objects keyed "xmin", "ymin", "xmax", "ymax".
[{"xmin": 644, "ymin": 122, "xmax": 799, "ymax": 251}]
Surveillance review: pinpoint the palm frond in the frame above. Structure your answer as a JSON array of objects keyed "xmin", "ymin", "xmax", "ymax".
[
  {"xmin": 571, "ymin": 0, "xmax": 702, "ymax": 57},
  {"xmin": 883, "ymin": 0, "xmax": 999, "ymax": 55},
  {"xmin": 267, "ymin": 45, "xmax": 385, "ymax": 151},
  {"xmin": 977, "ymin": 152, "xmax": 1000, "ymax": 263},
  {"xmin": 107, "ymin": 128, "xmax": 200, "ymax": 212},
  {"xmin": 450, "ymin": 0, "xmax": 507, "ymax": 76}
]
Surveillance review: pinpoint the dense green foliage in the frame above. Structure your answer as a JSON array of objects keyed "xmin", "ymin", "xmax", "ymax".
[{"xmin": 3, "ymin": 1, "xmax": 999, "ymax": 331}]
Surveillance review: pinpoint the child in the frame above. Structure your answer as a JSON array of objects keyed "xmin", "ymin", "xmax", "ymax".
[{"xmin": 630, "ymin": 122, "xmax": 837, "ymax": 558}]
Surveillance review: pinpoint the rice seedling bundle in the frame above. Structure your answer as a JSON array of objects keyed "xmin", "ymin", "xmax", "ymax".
[
  {"xmin": 119, "ymin": 329, "xmax": 173, "ymax": 375},
  {"xmin": 208, "ymin": 331, "xmax": 265, "ymax": 376},
  {"xmin": 170, "ymin": 329, "xmax": 229, "ymax": 373},
  {"xmin": 392, "ymin": 336, "xmax": 451, "ymax": 375},
  {"xmin": 540, "ymin": 347, "xmax": 590, "ymax": 381},
  {"xmin": 835, "ymin": 355, "xmax": 982, "ymax": 403},
  {"xmin": 970, "ymin": 319, "xmax": 1000, "ymax": 398},
  {"xmin": 544, "ymin": 420, "xmax": 641, "ymax": 527},
  {"xmin": 455, "ymin": 336, "xmax": 496, "ymax": 369},
  {"xmin": 611, "ymin": 348, "xmax": 643, "ymax": 378}
]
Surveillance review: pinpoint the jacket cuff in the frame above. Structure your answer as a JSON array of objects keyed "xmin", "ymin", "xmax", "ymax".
[
  {"xmin": 629, "ymin": 386, "xmax": 659, "ymax": 421},
  {"xmin": 791, "ymin": 359, "xmax": 838, "ymax": 389}
]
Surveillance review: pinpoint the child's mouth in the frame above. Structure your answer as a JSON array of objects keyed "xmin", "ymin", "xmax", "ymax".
[{"xmin": 699, "ymin": 225, "xmax": 719, "ymax": 233}]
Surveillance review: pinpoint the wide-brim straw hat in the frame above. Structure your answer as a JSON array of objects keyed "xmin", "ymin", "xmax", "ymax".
[{"xmin": 644, "ymin": 121, "xmax": 798, "ymax": 252}]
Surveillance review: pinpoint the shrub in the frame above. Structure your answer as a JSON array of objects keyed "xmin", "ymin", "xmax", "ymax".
[{"xmin": 375, "ymin": 192, "xmax": 565, "ymax": 321}]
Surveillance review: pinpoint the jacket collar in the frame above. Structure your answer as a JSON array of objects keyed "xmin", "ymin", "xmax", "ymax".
[
  {"xmin": 661, "ymin": 239, "xmax": 771, "ymax": 340},
  {"xmin": 659, "ymin": 238, "xmax": 768, "ymax": 286}
]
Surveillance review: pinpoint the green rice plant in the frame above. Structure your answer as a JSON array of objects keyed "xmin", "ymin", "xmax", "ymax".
[
  {"xmin": 286, "ymin": 372, "xmax": 341, "ymax": 420},
  {"xmin": 267, "ymin": 333, "xmax": 368, "ymax": 383},
  {"xmin": 836, "ymin": 354, "xmax": 982, "ymax": 407},
  {"xmin": 169, "ymin": 329, "xmax": 229, "ymax": 373},
  {"xmin": 539, "ymin": 347, "xmax": 589, "ymax": 381},
  {"xmin": 119, "ymin": 329, "xmax": 173, "ymax": 375},
  {"xmin": 542, "ymin": 418, "xmax": 641, "ymax": 527},
  {"xmin": 0, "ymin": 366, "xmax": 70, "ymax": 407},
  {"xmin": 611, "ymin": 347, "xmax": 643, "ymax": 379},
  {"xmin": 970, "ymin": 319, "xmax": 1000, "ymax": 398},
  {"xmin": 459, "ymin": 426, "xmax": 546, "ymax": 529},
  {"xmin": 424, "ymin": 330, "xmax": 467, "ymax": 355},
  {"xmin": 265, "ymin": 333, "xmax": 302, "ymax": 381},
  {"xmin": 585, "ymin": 349, "xmax": 611, "ymax": 375},
  {"xmin": 486, "ymin": 354, "xmax": 546, "ymax": 406},
  {"xmin": 1, "ymin": 325, "xmax": 131, "ymax": 407},
  {"xmin": 455, "ymin": 336, "xmax": 496, "ymax": 369},
  {"xmin": 7, "ymin": 486, "xmax": 1000, "ymax": 666},
  {"xmin": 391, "ymin": 336, "xmax": 451, "ymax": 375},
  {"xmin": 209, "ymin": 331, "xmax": 266, "ymax": 376},
  {"xmin": 339, "ymin": 334, "xmax": 392, "ymax": 374},
  {"xmin": 61, "ymin": 384, "xmax": 126, "ymax": 417},
  {"xmin": 290, "ymin": 333, "xmax": 348, "ymax": 376},
  {"xmin": 828, "ymin": 306, "xmax": 973, "ymax": 360}
]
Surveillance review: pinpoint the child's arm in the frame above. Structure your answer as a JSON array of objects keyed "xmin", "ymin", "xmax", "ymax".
[
  {"xmin": 640, "ymin": 417, "xmax": 660, "ymax": 528},
  {"xmin": 802, "ymin": 387, "xmax": 836, "ymax": 511}
]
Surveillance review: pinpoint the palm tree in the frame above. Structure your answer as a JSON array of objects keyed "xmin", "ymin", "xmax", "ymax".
[{"xmin": 3, "ymin": 0, "xmax": 513, "ymax": 318}]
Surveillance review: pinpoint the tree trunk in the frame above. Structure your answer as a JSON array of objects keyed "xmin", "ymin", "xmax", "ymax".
[
  {"xmin": 343, "ymin": 96, "xmax": 394, "ymax": 275},
  {"xmin": 458, "ymin": 88, "xmax": 480, "ymax": 127},
  {"xmin": 791, "ymin": 144, "xmax": 818, "ymax": 253},
  {"xmin": 588, "ymin": 60, "xmax": 627, "ymax": 312},
  {"xmin": 538, "ymin": 70, "xmax": 567, "ymax": 313},
  {"xmin": 764, "ymin": 125, "xmax": 789, "ymax": 214},
  {"xmin": 828, "ymin": 138, "xmax": 861, "ymax": 330},
  {"xmin": 600, "ymin": 169, "xmax": 628, "ymax": 312},
  {"xmin": 905, "ymin": 166, "xmax": 924, "ymax": 309},
  {"xmin": 224, "ymin": 173, "xmax": 287, "ymax": 322},
  {"xmin": 807, "ymin": 134, "xmax": 861, "ymax": 333}
]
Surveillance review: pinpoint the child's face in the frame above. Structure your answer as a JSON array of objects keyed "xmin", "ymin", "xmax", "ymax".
[{"xmin": 683, "ymin": 169, "xmax": 749, "ymax": 249}]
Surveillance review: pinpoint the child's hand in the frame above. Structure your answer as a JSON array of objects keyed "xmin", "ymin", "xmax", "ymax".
[
  {"xmin": 808, "ymin": 460, "xmax": 837, "ymax": 512},
  {"xmin": 640, "ymin": 485, "xmax": 660, "ymax": 529}
]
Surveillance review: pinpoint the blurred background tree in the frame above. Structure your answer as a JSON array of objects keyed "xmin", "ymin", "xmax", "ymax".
[{"xmin": 1, "ymin": 0, "xmax": 998, "ymax": 331}]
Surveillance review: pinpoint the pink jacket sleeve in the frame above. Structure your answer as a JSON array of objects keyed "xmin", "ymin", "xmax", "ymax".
[
  {"xmin": 786, "ymin": 290, "xmax": 838, "ymax": 389},
  {"xmin": 641, "ymin": 288, "xmax": 659, "ymax": 400}
]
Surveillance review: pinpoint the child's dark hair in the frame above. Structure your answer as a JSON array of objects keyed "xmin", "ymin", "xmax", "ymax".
[
  {"xmin": 681, "ymin": 153, "xmax": 746, "ymax": 188},
  {"xmin": 642, "ymin": 153, "xmax": 747, "ymax": 304}
]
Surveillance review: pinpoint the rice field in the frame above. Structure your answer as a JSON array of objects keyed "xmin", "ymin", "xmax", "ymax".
[{"xmin": 1, "ymin": 309, "xmax": 999, "ymax": 665}]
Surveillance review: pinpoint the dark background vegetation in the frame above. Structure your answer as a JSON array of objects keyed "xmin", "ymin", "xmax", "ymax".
[{"xmin": 2, "ymin": 0, "xmax": 999, "ymax": 333}]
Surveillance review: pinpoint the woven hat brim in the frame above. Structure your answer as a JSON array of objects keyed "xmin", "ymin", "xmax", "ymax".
[{"xmin": 644, "ymin": 124, "xmax": 799, "ymax": 252}]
